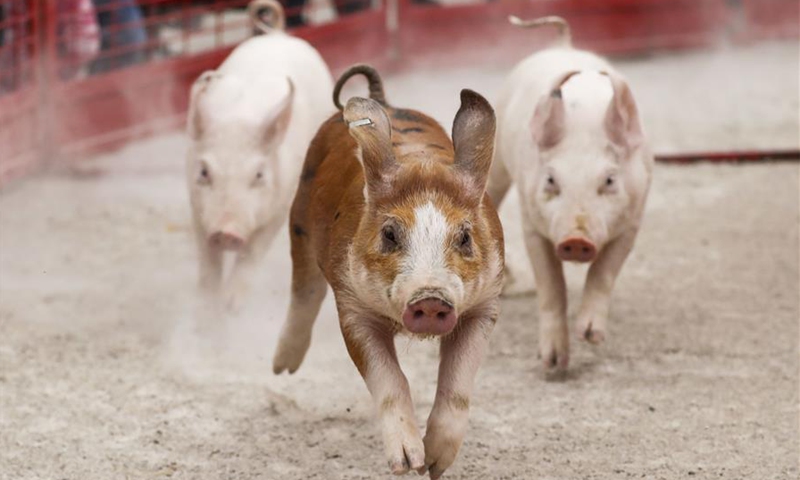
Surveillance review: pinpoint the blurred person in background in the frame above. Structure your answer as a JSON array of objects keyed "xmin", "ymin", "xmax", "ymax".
[
  {"xmin": 58, "ymin": 0, "xmax": 101, "ymax": 80},
  {"xmin": 282, "ymin": 0, "xmax": 371, "ymax": 27},
  {"xmin": 91, "ymin": 0, "xmax": 148, "ymax": 73},
  {"xmin": 0, "ymin": 0, "xmax": 28, "ymax": 95}
]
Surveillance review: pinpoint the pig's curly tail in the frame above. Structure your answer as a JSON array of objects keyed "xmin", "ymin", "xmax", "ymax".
[
  {"xmin": 248, "ymin": 0, "xmax": 286, "ymax": 34},
  {"xmin": 508, "ymin": 15, "xmax": 572, "ymax": 47},
  {"xmin": 333, "ymin": 64, "xmax": 388, "ymax": 111}
]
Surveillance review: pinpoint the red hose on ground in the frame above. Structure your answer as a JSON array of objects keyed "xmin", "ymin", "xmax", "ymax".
[{"xmin": 655, "ymin": 149, "xmax": 800, "ymax": 164}]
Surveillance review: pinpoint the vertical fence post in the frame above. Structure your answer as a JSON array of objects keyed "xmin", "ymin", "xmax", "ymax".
[
  {"xmin": 386, "ymin": 0, "xmax": 400, "ymax": 62},
  {"xmin": 37, "ymin": 0, "xmax": 58, "ymax": 167}
]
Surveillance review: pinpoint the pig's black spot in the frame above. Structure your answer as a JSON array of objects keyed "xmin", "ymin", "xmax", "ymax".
[
  {"xmin": 551, "ymin": 89, "xmax": 563, "ymax": 99},
  {"xmin": 392, "ymin": 109, "xmax": 424, "ymax": 122},
  {"xmin": 293, "ymin": 224, "xmax": 306, "ymax": 236},
  {"xmin": 426, "ymin": 143, "xmax": 446, "ymax": 150},
  {"xmin": 301, "ymin": 166, "xmax": 316, "ymax": 182},
  {"xmin": 393, "ymin": 127, "xmax": 424, "ymax": 134}
]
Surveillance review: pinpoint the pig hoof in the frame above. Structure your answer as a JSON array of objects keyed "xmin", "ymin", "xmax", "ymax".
[
  {"xmin": 541, "ymin": 347, "xmax": 569, "ymax": 373},
  {"xmin": 580, "ymin": 322, "xmax": 606, "ymax": 345},
  {"xmin": 385, "ymin": 430, "xmax": 425, "ymax": 475},
  {"xmin": 424, "ymin": 426, "xmax": 461, "ymax": 480},
  {"xmin": 272, "ymin": 335, "xmax": 311, "ymax": 374}
]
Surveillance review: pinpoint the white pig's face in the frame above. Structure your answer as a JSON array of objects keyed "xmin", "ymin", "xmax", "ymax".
[
  {"xmin": 186, "ymin": 71, "xmax": 293, "ymax": 250},
  {"xmin": 527, "ymin": 70, "xmax": 648, "ymax": 263},
  {"xmin": 188, "ymin": 142, "xmax": 275, "ymax": 249},
  {"xmin": 533, "ymin": 142, "xmax": 631, "ymax": 259}
]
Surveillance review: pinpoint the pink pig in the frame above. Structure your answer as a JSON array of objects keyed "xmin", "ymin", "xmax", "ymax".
[{"xmin": 488, "ymin": 16, "xmax": 654, "ymax": 372}]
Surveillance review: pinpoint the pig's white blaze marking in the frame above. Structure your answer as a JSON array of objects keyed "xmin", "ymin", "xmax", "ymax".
[{"xmin": 404, "ymin": 202, "xmax": 449, "ymax": 276}]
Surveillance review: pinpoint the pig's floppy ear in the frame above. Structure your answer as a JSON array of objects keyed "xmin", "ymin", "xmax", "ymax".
[
  {"xmin": 262, "ymin": 77, "xmax": 295, "ymax": 150},
  {"xmin": 452, "ymin": 89, "xmax": 496, "ymax": 200},
  {"xmin": 343, "ymin": 96, "xmax": 396, "ymax": 200},
  {"xmin": 188, "ymin": 70, "xmax": 222, "ymax": 139},
  {"xmin": 530, "ymin": 70, "xmax": 580, "ymax": 150},
  {"xmin": 600, "ymin": 71, "xmax": 643, "ymax": 151}
]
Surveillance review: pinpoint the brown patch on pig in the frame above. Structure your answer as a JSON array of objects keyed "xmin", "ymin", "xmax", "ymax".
[
  {"xmin": 448, "ymin": 394, "xmax": 470, "ymax": 411},
  {"xmin": 381, "ymin": 396, "xmax": 397, "ymax": 412}
]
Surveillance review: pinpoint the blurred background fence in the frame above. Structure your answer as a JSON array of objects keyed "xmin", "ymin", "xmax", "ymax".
[{"xmin": 0, "ymin": 0, "xmax": 797, "ymax": 184}]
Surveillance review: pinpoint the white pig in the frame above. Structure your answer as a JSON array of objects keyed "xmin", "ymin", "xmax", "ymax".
[
  {"xmin": 487, "ymin": 16, "xmax": 653, "ymax": 372},
  {"xmin": 186, "ymin": 0, "xmax": 334, "ymax": 310}
]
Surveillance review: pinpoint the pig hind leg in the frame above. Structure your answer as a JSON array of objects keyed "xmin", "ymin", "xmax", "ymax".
[
  {"xmin": 486, "ymin": 153, "xmax": 513, "ymax": 207},
  {"xmin": 273, "ymin": 223, "xmax": 327, "ymax": 374},
  {"xmin": 488, "ymin": 157, "xmax": 533, "ymax": 297}
]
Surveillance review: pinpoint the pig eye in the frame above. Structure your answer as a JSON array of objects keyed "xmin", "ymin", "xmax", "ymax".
[
  {"xmin": 544, "ymin": 174, "xmax": 559, "ymax": 197},
  {"xmin": 381, "ymin": 225, "xmax": 400, "ymax": 252},
  {"xmin": 198, "ymin": 165, "xmax": 211, "ymax": 185},
  {"xmin": 600, "ymin": 174, "xmax": 617, "ymax": 194},
  {"xmin": 252, "ymin": 170, "xmax": 265, "ymax": 187},
  {"xmin": 457, "ymin": 229, "xmax": 473, "ymax": 256}
]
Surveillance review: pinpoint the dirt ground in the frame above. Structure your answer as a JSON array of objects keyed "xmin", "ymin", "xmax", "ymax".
[{"xmin": 1, "ymin": 42, "xmax": 798, "ymax": 480}]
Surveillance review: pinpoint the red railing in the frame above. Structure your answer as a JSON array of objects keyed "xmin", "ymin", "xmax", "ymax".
[
  {"xmin": 0, "ymin": 0, "xmax": 40, "ymax": 182},
  {"xmin": 0, "ymin": 0, "xmax": 797, "ymax": 185}
]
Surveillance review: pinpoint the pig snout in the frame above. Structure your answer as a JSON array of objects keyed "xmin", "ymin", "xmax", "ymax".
[
  {"xmin": 556, "ymin": 237, "xmax": 597, "ymax": 263},
  {"xmin": 402, "ymin": 297, "xmax": 457, "ymax": 335},
  {"xmin": 208, "ymin": 230, "xmax": 246, "ymax": 251}
]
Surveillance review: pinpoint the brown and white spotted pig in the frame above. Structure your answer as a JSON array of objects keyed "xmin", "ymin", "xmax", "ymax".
[{"xmin": 272, "ymin": 65, "xmax": 504, "ymax": 479}]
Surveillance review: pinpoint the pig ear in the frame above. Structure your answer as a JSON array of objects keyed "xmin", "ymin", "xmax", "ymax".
[
  {"xmin": 262, "ymin": 77, "xmax": 295, "ymax": 150},
  {"xmin": 530, "ymin": 70, "xmax": 580, "ymax": 150},
  {"xmin": 343, "ymin": 96, "xmax": 397, "ymax": 200},
  {"xmin": 452, "ymin": 89, "xmax": 496, "ymax": 199},
  {"xmin": 188, "ymin": 70, "xmax": 222, "ymax": 140},
  {"xmin": 601, "ymin": 71, "xmax": 644, "ymax": 150}
]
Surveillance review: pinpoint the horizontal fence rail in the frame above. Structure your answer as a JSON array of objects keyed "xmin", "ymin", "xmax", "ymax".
[{"xmin": 0, "ymin": 0, "xmax": 797, "ymax": 184}]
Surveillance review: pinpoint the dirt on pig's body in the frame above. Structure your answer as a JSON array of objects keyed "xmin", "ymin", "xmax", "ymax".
[{"xmin": 0, "ymin": 42, "xmax": 798, "ymax": 479}]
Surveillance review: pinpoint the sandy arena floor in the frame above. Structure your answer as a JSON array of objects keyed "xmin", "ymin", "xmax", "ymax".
[{"xmin": 1, "ymin": 42, "xmax": 798, "ymax": 479}]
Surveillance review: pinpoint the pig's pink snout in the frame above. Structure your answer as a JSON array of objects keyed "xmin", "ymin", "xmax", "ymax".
[
  {"xmin": 556, "ymin": 238, "xmax": 597, "ymax": 263},
  {"xmin": 209, "ymin": 231, "xmax": 245, "ymax": 250},
  {"xmin": 402, "ymin": 298, "xmax": 457, "ymax": 335}
]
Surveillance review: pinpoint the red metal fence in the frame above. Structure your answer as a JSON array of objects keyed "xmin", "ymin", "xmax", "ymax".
[
  {"xmin": 0, "ymin": 0, "xmax": 40, "ymax": 182},
  {"xmin": 0, "ymin": 0, "xmax": 797, "ymax": 184}
]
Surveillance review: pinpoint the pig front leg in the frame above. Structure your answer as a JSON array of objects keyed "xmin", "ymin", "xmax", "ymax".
[
  {"xmin": 576, "ymin": 229, "xmax": 637, "ymax": 344},
  {"xmin": 194, "ymin": 222, "xmax": 223, "ymax": 294},
  {"xmin": 340, "ymin": 313, "xmax": 426, "ymax": 475},
  {"xmin": 223, "ymin": 221, "xmax": 281, "ymax": 311},
  {"xmin": 524, "ymin": 227, "xmax": 569, "ymax": 372},
  {"xmin": 424, "ymin": 309, "xmax": 496, "ymax": 480}
]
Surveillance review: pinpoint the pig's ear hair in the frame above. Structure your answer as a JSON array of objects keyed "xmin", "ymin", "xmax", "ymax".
[
  {"xmin": 530, "ymin": 70, "xmax": 580, "ymax": 150},
  {"xmin": 262, "ymin": 77, "xmax": 295, "ymax": 150},
  {"xmin": 188, "ymin": 70, "xmax": 222, "ymax": 139},
  {"xmin": 452, "ymin": 89, "xmax": 496, "ymax": 200},
  {"xmin": 343, "ymin": 96, "xmax": 397, "ymax": 199},
  {"xmin": 600, "ymin": 71, "xmax": 644, "ymax": 151}
]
